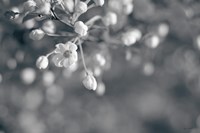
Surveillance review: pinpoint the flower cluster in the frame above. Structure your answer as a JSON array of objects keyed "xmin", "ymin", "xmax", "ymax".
[
  {"xmin": 7, "ymin": 0, "xmax": 169, "ymax": 95},
  {"xmin": 6, "ymin": 0, "xmax": 107, "ymax": 92}
]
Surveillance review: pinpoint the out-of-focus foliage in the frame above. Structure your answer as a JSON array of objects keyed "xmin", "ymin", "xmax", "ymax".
[{"xmin": 1, "ymin": 0, "xmax": 200, "ymax": 133}]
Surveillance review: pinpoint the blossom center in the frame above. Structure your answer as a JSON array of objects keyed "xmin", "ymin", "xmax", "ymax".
[{"xmin": 63, "ymin": 50, "xmax": 72, "ymax": 58}]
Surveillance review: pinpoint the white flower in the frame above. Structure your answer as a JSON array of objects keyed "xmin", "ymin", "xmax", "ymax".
[
  {"xmin": 52, "ymin": 42, "xmax": 78, "ymax": 68},
  {"xmin": 29, "ymin": 29, "xmax": 45, "ymax": 40},
  {"xmin": 121, "ymin": 28, "xmax": 142, "ymax": 46},
  {"xmin": 93, "ymin": 0, "xmax": 104, "ymax": 6},
  {"xmin": 23, "ymin": 0, "xmax": 36, "ymax": 13},
  {"xmin": 75, "ymin": 1, "xmax": 88, "ymax": 14},
  {"xmin": 82, "ymin": 73, "xmax": 97, "ymax": 91},
  {"xmin": 74, "ymin": 21, "xmax": 88, "ymax": 36},
  {"xmin": 103, "ymin": 12, "xmax": 117, "ymax": 26},
  {"xmin": 36, "ymin": 56, "xmax": 49, "ymax": 69}
]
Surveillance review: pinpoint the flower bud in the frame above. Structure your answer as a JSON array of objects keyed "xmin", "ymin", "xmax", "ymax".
[
  {"xmin": 38, "ymin": 2, "xmax": 51, "ymax": 14},
  {"xmin": 103, "ymin": 12, "xmax": 117, "ymax": 26},
  {"xmin": 93, "ymin": 0, "xmax": 104, "ymax": 6},
  {"xmin": 29, "ymin": 29, "xmax": 45, "ymax": 40},
  {"xmin": 36, "ymin": 56, "xmax": 49, "ymax": 69},
  {"xmin": 63, "ymin": 0, "xmax": 74, "ymax": 12},
  {"xmin": 121, "ymin": 28, "xmax": 142, "ymax": 46},
  {"xmin": 82, "ymin": 74, "xmax": 97, "ymax": 91},
  {"xmin": 75, "ymin": 1, "xmax": 88, "ymax": 14},
  {"xmin": 42, "ymin": 20, "xmax": 56, "ymax": 34},
  {"xmin": 74, "ymin": 21, "xmax": 88, "ymax": 36},
  {"xmin": 23, "ymin": 0, "xmax": 36, "ymax": 13}
]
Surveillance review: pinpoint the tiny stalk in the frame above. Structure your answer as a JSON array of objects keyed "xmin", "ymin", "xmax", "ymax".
[{"xmin": 78, "ymin": 40, "xmax": 89, "ymax": 74}]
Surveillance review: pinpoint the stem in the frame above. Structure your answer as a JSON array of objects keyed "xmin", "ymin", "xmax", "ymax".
[
  {"xmin": 78, "ymin": 42, "xmax": 88, "ymax": 74},
  {"xmin": 73, "ymin": 37, "xmax": 79, "ymax": 43},
  {"xmin": 88, "ymin": 4, "xmax": 95, "ymax": 10},
  {"xmin": 85, "ymin": 15, "xmax": 102, "ymax": 27},
  {"xmin": 46, "ymin": 32, "xmax": 74, "ymax": 37},
  {"xmin": 46, "ymin": 50, "xmax": 55, "ymax": 57}
]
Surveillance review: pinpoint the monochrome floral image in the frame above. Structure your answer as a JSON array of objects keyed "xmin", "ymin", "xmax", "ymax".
[{"xmin": 1, "ymin": 0, "xmax": 200, "ymax": 133}]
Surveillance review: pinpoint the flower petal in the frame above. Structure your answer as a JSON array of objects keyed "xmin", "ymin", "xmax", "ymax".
[
  {"xmin": 52, "ymin": 53, "xmax": 65, "ymax": 67},
  {"xmin": 68, "ymin": 42, "xmax": 78, "ymax": 51},
  {"xmin": 55, "ymin": 43, "xmax": 67, "ymax": 53},
  {"xmin": 63, "ymin": 58, "xmax": 73, "ymax": 68}
]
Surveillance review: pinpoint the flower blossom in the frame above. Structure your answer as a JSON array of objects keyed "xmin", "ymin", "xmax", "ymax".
[{"xmin": 52, "ymin": 42, "xmax": 78, "ymax": 68}]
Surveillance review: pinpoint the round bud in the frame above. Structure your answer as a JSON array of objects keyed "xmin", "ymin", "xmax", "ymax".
[
  {"xmin": 42, "ymin": 20, "xmax": 56, "ymax": 34},
  {"xmin": 29, "ymin": 29, "xmax": 45, "ymax": 40},
  {"xmin": 38, "ymin": 2, "xmax": 51, "ymax": 14},
  {"xmin": 82, "ymin": 74, "xmax": 97, "ymax": 91},
  {"xmin": 93, "ymin": 0, "xmax": 104, "ymax": 6},
  {"xmin": 103, "ymin": 12, "xmax": 117, "ymax": 26},
  {"xmin": 75, "ymin": 1, "xmax": 88, "ymax": 14},
  {"xmin": 36, "ymin": 56, "xmax": 49, "ymax": 69},
  {"xmin": 74, "ymin": 21, "xmax": 88, "ymax": 36},
  {"xmin": 63, "ymin": 0, "xmax": 74, "ymax": 12},
  {"xmin": 23, "ymin": 0, "xmax": 36, "ymax": 13},
  {"xmin": 121, "ymin": 28, "xmax": 142, "ymax": 46}
]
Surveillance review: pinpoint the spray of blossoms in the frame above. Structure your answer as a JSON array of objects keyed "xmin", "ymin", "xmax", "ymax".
[{"xmin": 4, "ymin": 0, "xmax": 109, "ymax": 91}]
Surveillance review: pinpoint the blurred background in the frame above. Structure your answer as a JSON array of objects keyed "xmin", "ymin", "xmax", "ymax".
[{"xmin": 1, "ymin": 0, "xmax": 200, "ymax": 133}]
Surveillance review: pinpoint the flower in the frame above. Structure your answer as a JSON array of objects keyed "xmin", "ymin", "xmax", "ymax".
[
  {"xmin": 82, "ymin": 73, "xmax": 97, "ymax": 91},
  {"xmin": 36, "ymin": 56, "xmax": 49, "ymax": 69},
  {"xmin": 102, "ymin": 11, "xmax": 117, "ymax": 26},
  {"xmin": 52, "ymin": 42, "xmax": 78, "ymax": 68},
  {"xmin": 75, "ymin": 1, "xmax": 88, "ymax": 14},
  {"xmin": 93, "ymin": 0, "xmax": 104, "ymax": 6},
  {"xmin": 23, "ymin": 0, "xmax": 36, "ymax": 13},
  {"xmin": 29, "ymin": 29, "xmax": 45, "ymax": 40},
  {"xmin": 74, "ymin": 21, "xmax": 88, "ymax": 36}
]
